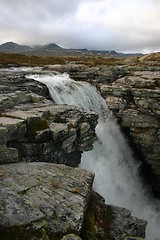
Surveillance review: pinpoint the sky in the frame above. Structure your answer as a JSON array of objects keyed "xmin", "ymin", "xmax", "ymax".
[{"xmin": 0, "ymin": 0, "xmax": 160, "ymax": 53}]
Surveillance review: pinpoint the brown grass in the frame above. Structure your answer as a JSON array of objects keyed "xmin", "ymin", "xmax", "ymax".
[
  {"xmin": 0, "ymin": 52, "xmax": 122, "ymax": 67},
  {"xmin": 51, "ymin": 180, "xmax": 59, "ymax": 189}
]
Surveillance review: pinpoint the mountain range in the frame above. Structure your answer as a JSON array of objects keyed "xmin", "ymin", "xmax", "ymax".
[{"xmin": 0, "ymin": 41, "xmax": 143, "ymax": 57}]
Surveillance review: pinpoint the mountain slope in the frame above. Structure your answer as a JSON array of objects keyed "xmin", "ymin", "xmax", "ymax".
[
  {"xmin": 0, "ymin": 41, "xmax": 143, "ymax": 57},
  {"xmin": 0, "ymin": 42, "xmax": 32, "ymax": 53}
]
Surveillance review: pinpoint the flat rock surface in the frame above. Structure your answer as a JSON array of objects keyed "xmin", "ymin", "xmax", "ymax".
[{"xmin": 0, "ymin": 162, "xmax": 94, "ymax": 239}]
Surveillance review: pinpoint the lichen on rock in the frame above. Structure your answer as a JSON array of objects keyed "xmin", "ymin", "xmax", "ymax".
[
  {"xmin": 0, "ymin": 162, "xmax": 95, "ymax": 240},
  {"xmin": 0, "ymin": 91, "xmax": 98, "ymax": 167}
]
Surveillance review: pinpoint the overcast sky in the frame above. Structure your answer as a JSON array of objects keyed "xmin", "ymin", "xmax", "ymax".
[{"xmin": 0, "ymin": 0, "xmax": 160, "ymax": 53}]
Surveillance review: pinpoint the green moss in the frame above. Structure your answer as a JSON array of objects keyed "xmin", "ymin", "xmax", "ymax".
[
  {"xmin": 27, "ymin": 117, "xmax": 49, "ymax": 141},
  {"xmin": 80, "ymin": 191, "xmax": 114, "ymax": 240},
  {"xmin": 0, "ymin": 225, "xmax": 49, "ymax": 240},
  {"xmin": 54, "ymin": 114, "xmax": 66, "ymax": 124}
]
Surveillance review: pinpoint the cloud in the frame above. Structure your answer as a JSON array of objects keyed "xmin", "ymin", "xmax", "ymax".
[{"xmin": 0, "ymin": 0, "xmax": 160, "ymax": 53}]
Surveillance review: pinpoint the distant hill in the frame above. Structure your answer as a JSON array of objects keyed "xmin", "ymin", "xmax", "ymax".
[
  {"xmin": 33, "ymin": 43, "xmax": 62, "ymax": 51},
  {"xmin": 0, "ymin": 42, "xmax": 32, "ymax": 53},
  {"xmin": 139, "ymin": 52, "xmax": 160, "ymax": 61},
  {"xmin": 0, "ymin": 41, "xmax": 143, "ymax": 57},
  {"xmin": 0, "ymin": 42, "xmax": 63, "ymax": 54},
  {"xmin": 44, "ymin": 43, "xmax": 62, "ymax": 50},
  {"xmin": 75, "ymin": 48, "xmax": 143, "ymax": 57}
]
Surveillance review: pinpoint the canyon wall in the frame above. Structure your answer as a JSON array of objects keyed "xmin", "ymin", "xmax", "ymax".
[{"xmin": 50, "ymin": 63, "xmax": 160, "ymax": 195}]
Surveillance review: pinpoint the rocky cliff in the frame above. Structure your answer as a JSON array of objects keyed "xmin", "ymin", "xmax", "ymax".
[
  {"xmin": 47, "ymin": 63, "xmax": 160, "ymax": 195},
  {"xmin": 0, "ymin": 95, "xmax": 98, "ymax": 167},
  {"xmin": 100, "ymin": 70, "xmax": 160, "ymax": 195},
  {"xmin": 0, "ymin": 70, "xmax": 98, "ymax": 166},
  {"xmin": 0, "ymin": 68, "xmax": 147, "ymax": 239},
  {"xmin": 0, "ymin": 162, "xmax": 146, "ymax": 240}
]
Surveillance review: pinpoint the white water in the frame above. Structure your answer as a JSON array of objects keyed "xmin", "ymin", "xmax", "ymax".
[{"xmin": 27, "ymin": 72, "xmax": 160, "ymax": 240}]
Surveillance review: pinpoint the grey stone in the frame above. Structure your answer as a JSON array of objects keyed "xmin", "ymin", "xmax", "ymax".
[
  {"xmin": 0, "ymin": 117, "xmax": 26, "ymax": 142},
  {"xmin": 0, "ymin": 127, "xmax": 7, "ymax": 144},
  {"xmin": 0, "ymin": 100, "xmax": 98, "ymax": 166},
  {"xmin": 0, "ymin": 162, "xmax": 94, "ymax": 238},
  {"xmin": 0, "ymin": 95, "xmax": 14, "ymax": 110},
  {"xmin": 110, "ymin": 206, "xmax": 147, "ymax": 240},
  {"xmin": 121, "ymin": 110, "xmax": 159, "ymax": 128},
  {"xmin": 100, "ymin": 69, "xmax": 160, "ymax": 194},
  {"xmin": 80, "ymin": 191, "xmax": 146, "ymax": 240},
  {"xmin": 61, "ymin": 234, "xmax": 82, "ymax": 240},
  {"xmin": 0, "ymin": 145, "xmax": 20, "ymax": 164}
]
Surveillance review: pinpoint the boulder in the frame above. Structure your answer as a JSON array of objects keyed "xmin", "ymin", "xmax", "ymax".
[
  {"xmin": 110, "ymin": 206, "xmax": 146, "ymax": 239},
  {"xmin": 80, "ymin": 191, "xmax": 146, "ymax": 240},
  {"xmin": 0, "ymin": 145, "xmax": 19, "ymax": 164}
]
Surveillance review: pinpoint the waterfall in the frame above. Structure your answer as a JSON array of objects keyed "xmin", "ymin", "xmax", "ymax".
[{"xmin": 27, "ymin": 71, "xmax": 160, "ymax": 240}]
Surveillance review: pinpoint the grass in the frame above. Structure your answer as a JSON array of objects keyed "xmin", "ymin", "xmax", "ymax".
[
  {"xmin": 0, "ymin": 52, "xmax": 123, "ymax": 67},
  {"xmin": 1, "ymin": 52, "xmax": 160, "ymax": 71}
]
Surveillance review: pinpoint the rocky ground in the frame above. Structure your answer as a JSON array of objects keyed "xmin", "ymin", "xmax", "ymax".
[{"xmin": 0, "ymin": 68, "xmax": 147, "ymax": 239}]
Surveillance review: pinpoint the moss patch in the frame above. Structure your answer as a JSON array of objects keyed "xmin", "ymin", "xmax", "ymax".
[
  {"xmin": 53, "ymin": 114, "xmax": 67, "ymax": 124},
  {"xmin": 27, "ymin": 117, "xmax": 49, "ymax": 141},
  {"xmin": 80, "ymin": 191, "xmax": 114, "ymax": 240},
  {"xmin": 0, "ymin": 225, "xmax": 49, "ymax": 240}
]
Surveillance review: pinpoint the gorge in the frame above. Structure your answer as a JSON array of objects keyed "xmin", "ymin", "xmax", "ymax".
[
  {"xmin": 0, "ymin": 59, "xmax": 160, "ymax": 239},
  {"xmin": 28, "ymin": 70, "xmax": 160, "ymax": 240}
]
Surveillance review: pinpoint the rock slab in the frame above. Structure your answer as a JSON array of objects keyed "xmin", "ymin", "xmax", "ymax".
[
  {"xmin": 0, "ymin": 95, "xmax": 98, "ymax": 167},
  {"xmin": 0, "ymin": 162, "xmax": 94, "ymax": 240}
]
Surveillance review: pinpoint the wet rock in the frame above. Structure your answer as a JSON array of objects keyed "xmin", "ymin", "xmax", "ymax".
[
  {"xmin": 44, "ymin": 64, "xmax": 126, "ymax": 84},
  {"xmin": 111, "ymin": 206, "xmax": 146, "ymax": 240},
  {"xmin": 80, "ymin": 191, "xmax": 146, "ymax": 240},
  {"xmin": 0, "ymin": 71, "xmax": 49, "ymax": 97}
]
